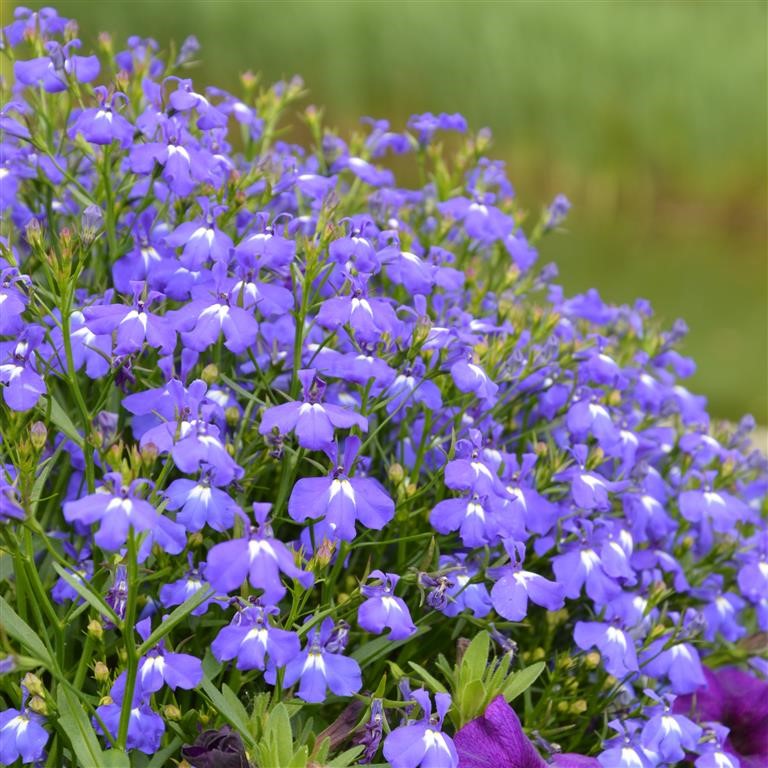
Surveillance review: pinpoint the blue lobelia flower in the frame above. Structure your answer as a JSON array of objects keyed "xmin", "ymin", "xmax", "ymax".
[
  {"xmin": 288, "ymin": 436, "xmax": 394, "ymax": 544},
  {"xmin": 383, "ymin": 688, "xmax": 458, "ymax": 768},
  {"xmin": 574, "ymin": 619, "xmax": 639, "ymax": 679},
  {"xmin": 639, "ymin": 692, "xmax": 702, "ymax": 764},
  {"xmin": 62, "ymin": 474, "xmax": 159, "ymax": 551},
  {"xmin": 358, "ymin": 570, "xmax": 416, "ymax": 640},
  {"xmin": 159, "ymin": 558, "xmax": 221, "ymax": 616},
  {"xmin": 640, "ymin": 636, "xmax": 706, "ymax": 695},
  {"xmin": 267, "ymin": 617, "xmax": 362, "ymax": 704},
  {"xmin": 205, "ymin": 502, "xmax": 313, "ymax": 601},
  {"xmin": 164, "ymin": 471, "xmax": 243, "ymax": 532},
  {"xmin": 14, "ymin": 39, "xmax": 99, "ymax": 93},
  {"xmin": 259, "ymin": 369, "xmax": 368, "ymax": 452},
  {"xmin": 489, "ymin": 540, "xmax": 565, "ymax": 622},
  {"xmin": 0, "ymin": 326, "xmax": 47, "ymax": 412},
  {"xmin": 95, "ymin": 673, "xmax": 165, "ymax": 755},
  {"xmin": 69, "ymin": 86, "xmax": 135, "ymax": 147},
  {"xmin": 0, "ymin": 689, "xmax": 49, "ymax": 766},
  {"xmin": 211, "ymin": 599, "xmax": 299, "ymax": 671}
]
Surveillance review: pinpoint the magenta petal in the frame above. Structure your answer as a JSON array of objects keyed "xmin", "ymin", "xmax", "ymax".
[{"xmin": 454, "ymin": 696, "xmax": 547, "ymax": 768}]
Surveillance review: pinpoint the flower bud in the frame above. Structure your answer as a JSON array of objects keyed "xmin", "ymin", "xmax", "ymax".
[
  {"xmin": 27, "ymin": 695, "xmax": 48, "ymax": 715},
  {"xmin": 25, "ymin": 219, "xmax": 43, "ymax": 249},
  {"xmin": 585, "ymin": 652, "xmax": 601, "ymax": 669},
  {"xmin": 80, "ymin": 204, "xmax": 104, "ymax": 247},
  {"xmin": 29, "ymin": 421, "xmax": 47, "ymax": 450},
  {"xmin": 225, "ymin": 407, "xmax": 241, "ymax": 428},
  {"xmin": 88, "ymin": 619, "xmax": 104, "ymax": 640},
  {"xmin": 201, "ymin": 363, "xmax": 219, "ymax": 385},
  {"xmin": 99, "ymin": 696, "xmax": 113, "ymax": 707},
  {"xmin": 22, "ymin": 673, "xmax": 45, "ymax": 698},
  {"xmin": 387, "ymin": 463, "xmax": 405, "ymax": 484},
  {"xmin": 313, "ymin": 538, "xmax": 336, "ymax": 568},
  {"xmin": 93, "ymin": 661, "xmax": 110, "ymax": 683},
  {"xmin": 140, "ymin": 442, "xmax": 158, "ymax": 464},
  {"xmin": 164, "ymin": 704, "xmax": 182, "ymax": 721}
]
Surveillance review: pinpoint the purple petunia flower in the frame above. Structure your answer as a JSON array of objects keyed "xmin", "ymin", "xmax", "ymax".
[
  {"xmin": 673, "ymin": 665, "xmax": 768, "ymax": 768},
  {"xmin": 383, "ymin": 689, "xmax": 458, "ymax": 768},
  {"xmin": 358, "ymin": 570, "xmax": 416, "ymax": 640},
  {"xmin": 454, "ymin": 695, "xmax": 599, "ymax": 768}
]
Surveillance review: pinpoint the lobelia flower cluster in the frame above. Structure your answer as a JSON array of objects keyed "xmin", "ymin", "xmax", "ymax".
[{"xmin": 1, "ymin": 7, "xmax": 766, "ymax": 768}]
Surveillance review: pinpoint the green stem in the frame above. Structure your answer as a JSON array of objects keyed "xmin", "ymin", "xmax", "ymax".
[{"xmin": 116, "ymin": 532, "xmax": 140, "ymax": 750}]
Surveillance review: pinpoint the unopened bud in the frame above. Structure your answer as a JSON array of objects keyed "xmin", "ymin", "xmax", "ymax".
[
  {"xmin": 164, "ymin": 704, "xmax": 182, "ymax": 721},
  {"xmin": 27, "ymin": 695, "xmax": 48, "ymax": 715},
  {"xmin": 225, "ymin": 407, "xmax": 241, "ymax": 428},
  {"xmin": 585, "ymin": 652, "xmax": 601, "ymax": 669},
  {"xmin": 99, "ymin": 695, "xmax": 113, "ymax": 707},
  {"xmin": 405, "ymin": 482, "xmax": 417, "ymax": 498},
  {"xmin": 188, "ymin": 532, "xmax": 204, "ymax": 548},
  {"xmin": 88, "ymin": 619, "xmax": 104, "ymax": 640},
  {"xmin": 93, "ymin": 661, "xmax": 110, "ymax": 682},
  {"xmin": 313, "ymin": 538, "xmax": 336, "ymax": 568},
  {"xmin": 80, "ymin": 204, "xmax": 104, "ymax": 247},
  {"xmin": 30, "ymin": 421, "xmax": 47, "ymax": 450},
  {"xmin": 201, "ymin": 363, "xmax": 218, "ymax": 385},
  {"xmin": 140, "ymin": 442, "xmax": 158, "ymax": 464},
  {"xmin": 22, "ymin": 673, "xmax": 45, "ymax": 698},
  {"xmin": 25, "ymin": 219, "xmax": 43, "ymax": 248},
  {"xmin": 388, "ymin": 463, "xmax": 405, "ymax": 484}
]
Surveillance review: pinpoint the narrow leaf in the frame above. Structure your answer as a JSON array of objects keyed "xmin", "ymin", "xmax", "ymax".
[
  {"xmin": 52, "ymin": 562, "xmax": 120, "ymax": 627},
  {"xmin": 0, "ymin": 594, "xmax": 52, "ymax": 665},
  {"xmin": 503, "ymin": 661, "xmax": 546, "ymax": 702},
  {"xmin": 56, "ymin": 685, "xmax": 105, "ymax": 767}
]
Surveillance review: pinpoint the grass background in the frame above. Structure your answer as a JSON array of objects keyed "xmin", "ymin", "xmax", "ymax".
[{"xmin": 4, "ymin": 0, "xmax": 766, "ymax": 421}]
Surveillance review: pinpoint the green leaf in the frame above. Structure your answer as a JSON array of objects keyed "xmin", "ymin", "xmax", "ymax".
[
  {"xmin": 266, "ymin": 703, "xmax": 294, "ymax": 767},
  {"xmin": 51, "ymin": 562, "xmax": 120, "ymax": 627},
  {"xmin": 46, "ymin": 396, "xmax": 84, "ymax": 448},
  {"xmin": 457, "ymin": 678, "xmax": 487, "ymax": 725},
  {"xmin": 137, "ymin": 586, "xmax": 213, "ymax": 655},
  {"xmin": 502, "ymin": 661, "xmax": 546, "ymax": 702},
  {"xmin": 201, "ymin": 673, "xmax": 256, "ymax": 747},
  {"xmin": 407, "ymin": 661, "xmax": 448, "ymax": 693},
  {"xmin": 327, "ymin": 745, "xmax": 365, "ymax": 767},
  {"xmin": 30, "ymin": 443, "xmax": 65, "ymax": 514},
  {"xmin": 146, "ymin": 737, "xmax": 182, "ymax": 768},
  {"xmin": 0, "ymin": 595, "xmax": 52, "ymax": 666},
  {"xmin": 56, "ymin": 685, "xmax": 106, "ymax": 767},
  {"xmin": 100, "ymin": 749, "xmax": 131, "ymax": 768},
  {"xmin": 459, "ymin": 631, "xmax": 489, "ymax": 685}
]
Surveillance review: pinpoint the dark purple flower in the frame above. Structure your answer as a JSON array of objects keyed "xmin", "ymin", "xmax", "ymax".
[
  {"xmin": 181, "ymin": 725, "xmax": 251, "ymax": 768},
  {"xmin": 673, "ymin": 666, "xmax": 768, "ymax": 768}
]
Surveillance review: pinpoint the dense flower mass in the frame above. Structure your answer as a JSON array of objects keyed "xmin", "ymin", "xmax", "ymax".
[{"xmin": 0, "ymin": 7, "xmax": 766, "ymax": 768}]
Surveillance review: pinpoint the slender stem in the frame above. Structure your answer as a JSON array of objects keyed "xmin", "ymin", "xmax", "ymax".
[{"xmin": 116, "ymin": 532, "xmax": 140, "ymax": 750}]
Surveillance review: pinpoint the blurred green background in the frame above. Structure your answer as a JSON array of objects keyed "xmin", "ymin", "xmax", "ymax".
[{"xmin": 5, "ymin": 1, "xmax": 767, "ymax": 421}]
